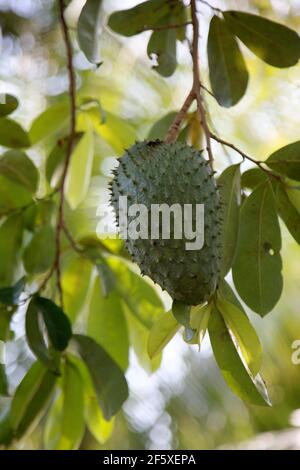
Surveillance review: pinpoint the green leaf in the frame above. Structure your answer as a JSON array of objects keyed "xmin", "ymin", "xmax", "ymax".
[
  {"xmin": 85, "ymin": 392, "xmax": 114, "ymax": 444},
  {"xmin": 23, "ymin": 226, "xmax": 55, "ymax": 275},
  {"xmin": 62, "ymin": 255, "xmax": 93, "ymax": 323},
  {"xmin": 218, "ymin": 279, "xmax": 246, "ymax": 314},
  {"xmin": 0, "ymin": 118, "xmax": 30, "ymax": 149},
  {"xmin": 108, "ymin": 0, "xmax": 173, "ymax": 37},
  {"xmin": 34, "ymin": 297, "xmax": 72, "ymax": 351},
  {"xmin": 172, "ymin": 300, "xmax": 191, "ymax": 328},
  {"xmin": 87, "ymin": 109, "xmax": 136, "ymax": 155},
  {"xmin": 57, "ymin": 360, "xmax": 85, "ymax": 450},
  {"xmin": 224, "ymin": 10, "xmax": 300, "ymax": 68},
  {"xmin": 0, "ymin": 408, "xmax": 13, "ymax": 446},
  {"xmin": 0, "ymin": 150, "xmax": 38, "ymax": 193},
  {"xmin": 0, "ymin": 365, "xmax": 9, "ymax": 397},
  {"xmin": 209, "ymin": 306, "xmax": 271, "ymax": 406},
  {"xmin": 46, "ymin": 133, "xmax": 83, "ymax": 187},
  {"xmin": 147, "ymin": 28, "xmax": 177, "ymax": 77},
  {"xmin": 0, "ymin": 94, "xmax": 18, "ymax": 116},
  {"xmin": 266, "ymin": 141, "xmax": 300, "ymax": 181},
  {"xmin": 0, "ymin": 305, "xmax": 16, "ymax": 342},
  {"xmin": 78, "ymin": 0, "xmax": 103, "ymax": 64},
  {"xmin": 87, "ymin": 279, "xmax": 129, "ymax": 371},
  {"xmin": 0, "ymin": 214, "xmax": 23, "ymax": 287},
  {"xmin": 78, "ymin": 357, "xmax": 115, "ymax": 444},
  {"xmin": 241, "ymin": 168, "xmax": 267, "ymax": 189},
  {"xmin": 190, "ymin": 303, "xmax": 211, "ymax": 347},
  {"xmin": 275, "ymin": 183, "xmax": 300, "ymax": 244},
  {"xmin": 110, "ymin": 258, "xmax": 164, "ymax": 329},
  {"xmin": 232, "ymin": 181, "xmax": 283, "ymax": 316},
  {"xmin": 0, "ymin": 276, "xmax": 25, "ymax": 306},
  {"xmin": 29, "ymin": 102, "xmax": 70, "ymax": 144},
  {"xmin": 148, "ymin": 112, "xmax": 177, "ymax": 140},
  {"xmin": 147, "ymin": 310, "xmax": 179, "ymax": 359},
  {"xmin": 216, "ymin": 297, "xmax": 262, "ymax": 376},
  {"xmin": 25, "ymin": 299, "xmax": 60, "ymax": 373},
  {"xmin": 10, "ymin": 361, "xmax": 57, "ymax": 439},
  {"xmin": 65, "ymin": 130, "xmax": 94, "ymax": 209},
  {"xmin": 72, "ymin": 334, "xmax": 129, "ymax": 420},
  {"xmin": 0, "ymin": 175, "xmax": 32, "ymax": 214},
  {"xmin": 218, "ymin": 164, "xmax": 241, "ymax": 275},
  {"xmin": 86, "ymin": 248, "xmax": 115, "ymax": 297},
  {"xmin": 207, "ymin": 16, "xmax": 248, "ymax": 107}
]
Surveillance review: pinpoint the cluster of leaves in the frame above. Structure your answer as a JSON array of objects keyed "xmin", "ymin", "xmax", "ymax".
[{"xmin": 1, "ymin": 0, "xmax": 300, "ymax": 450}]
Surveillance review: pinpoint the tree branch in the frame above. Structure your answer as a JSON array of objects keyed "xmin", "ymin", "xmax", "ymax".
[
  {"xmin": 43, "ymin": 0, "xmax": 77, "ymax": 307},
  {"xmin": 165, "ymin": 0, "xmax": 214, "ymax": 167},
  {"xmin": 139, "ymin": 21, "xmax": 192, "ymax": 33},
  {"xmin": 191, "ymin": 0, "xmax": 214, "ymax": 167},
  {"xmin": 209, "ymin": 132, "xmax": 283, "ymax": 183}
]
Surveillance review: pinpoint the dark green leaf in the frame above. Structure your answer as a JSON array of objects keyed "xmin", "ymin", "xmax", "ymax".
[
  {"xmin": 148, "ymin": 112, "xmax": 177, "ymax": 140},
  {"xmin": 0, "ymin": 408, "xmax": 13, "ymax": 445},
  {"xmin": 84, "ymin": 247, "xmax": 115, "ymax": 297},
  {"xmin": 108, "ymin": 0, "xmax": 174, "ymax": 37},
  {"xmin": 34, "ymin": 297, "xmax": 72, "ymax": 351},
  {"xmin": 0, "ymin": 94, "xmax": 18, "ymax": 116},
  {"xmin": 87, "ymin": 281, "xmax": 129, "ymax": 371},
  {"xmin": 0, "ymin": 175, "xmax": 32, "ymax": 214},
  {"xmin": 0, "ymin": 150, "xmax": 38, "ymax": 193},
  {"xmin": 23, "ymin": 226, "xmax": 55, "ymax": 275},
  {"xmin": 78, "ymin": 0, "xmax": 103, "ymax": 64},
  {"xmin": 0, "ymin": 305, "xmax": 16, "ymax": 341},
  {"xmin": 0, "ymin": 276, "xmax": 25, "ymax": 306},
  {"xmin": 218, "ymin": 164, "xmax": 241, "ymax": 275},
  {"xmin": 0, "ymin": 365, "xmax": 9, "ymax": 396},
  {"xmin": 172, "ymin": 300, "xmax": 191, "ymax": 328},
  {"xmin": 0, "ymin": 118, "xmax": 30, "ymax": 149},
  {"xmin": 208, "ymin": 16, "xmax": 248, "ymax": 107},
  {"xmin": 147, "ymin": 28, "xmax": 177, "ymax": 77},
  {"xmin": 232, "ymin": 181, "xmax": 283, "ymax": 316},
  {"xmin": 25, "ymin": 299, "xmax": 60, "ymax": 373},
  {"xmin": 0, "ymin": 214, "xmax": 23, "ymax": 287},
  {"xmin": 10, "ymin": 361, "xmax": 56, "ymax": 439},
  {"xmin": 209, "ymin": 306, "xmax": 271, "ymax": 406},
  {"xmin": 241, "ymin": 168, "xmax": 267, "ymax": 189},
  {"xmin": 147, "ymin": 310, "xmax": 179, "ymax": 359},
  {"xmin": 72, "ymin": 334, "xmax": 129, "ymax": 420},
  {"xmin": 275, "ymin": 183, "xmax": 300, "ymax": 244},
  {"xmin": 224, "ymin": 11, "xmax": 300, "ymax": 68},
  {"xmin": 266, "ymin": 141, "xmax": 300, "ymax": 181}
]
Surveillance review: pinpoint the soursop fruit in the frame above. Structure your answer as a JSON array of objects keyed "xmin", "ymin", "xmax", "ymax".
[{"xmin": 110, "ymin": 140, "xmax": 222, "ymax": 305}]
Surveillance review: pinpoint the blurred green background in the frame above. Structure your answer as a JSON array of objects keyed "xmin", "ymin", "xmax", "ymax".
[{"xmin": 0, "ymin": 0, "xmax": 300, "ymax": 450}]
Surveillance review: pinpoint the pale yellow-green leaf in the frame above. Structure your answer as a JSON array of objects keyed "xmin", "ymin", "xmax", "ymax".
[
  {"xmin": 216, "ymin": 297, "xmax": 262, "ymax": 376},
  {"xmin": 147, "ymin": 311, "xmax": 179, "ymax": 359},
  {"xmin": 65, "ymin": 130, "xmax": 94, "ymax": 209}
]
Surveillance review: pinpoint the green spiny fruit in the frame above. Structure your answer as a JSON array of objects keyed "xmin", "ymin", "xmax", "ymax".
[{"xmin": 110, "ymin": 140, "xmax": 222, "ymax": 305}]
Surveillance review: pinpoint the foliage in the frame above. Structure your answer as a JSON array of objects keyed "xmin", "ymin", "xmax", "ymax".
[{"xmin": 0, "ymin": 0, "xmax": 300, "ymax": 451}]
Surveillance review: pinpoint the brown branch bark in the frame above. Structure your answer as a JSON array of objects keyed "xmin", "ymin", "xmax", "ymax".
[{"xmin": 39, "ymin": 0, "xmax": 77, "ymax": 306}]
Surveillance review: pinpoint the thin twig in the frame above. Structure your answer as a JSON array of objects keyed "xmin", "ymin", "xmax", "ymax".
[
  {"xmin": 139, "ymin": 21, "xmax": 191, "ymax": 33},
  {"xmin": 165, "ymin": 90, "xmax": 195, "ymax": 142},
  {"xmin": 209, "ymin": 132, "xmax": 283, "ymax": 182},
  {"xmin": 197, "ymin": 0, "xmax": 222, "ymax": 13},
  {"xmin": 45, "ymin": 0, "xmax": 77, "ymax": 308},
  {"xmin": 191, "ymin": 0, "xmax": 214, "ymax": 167}
]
